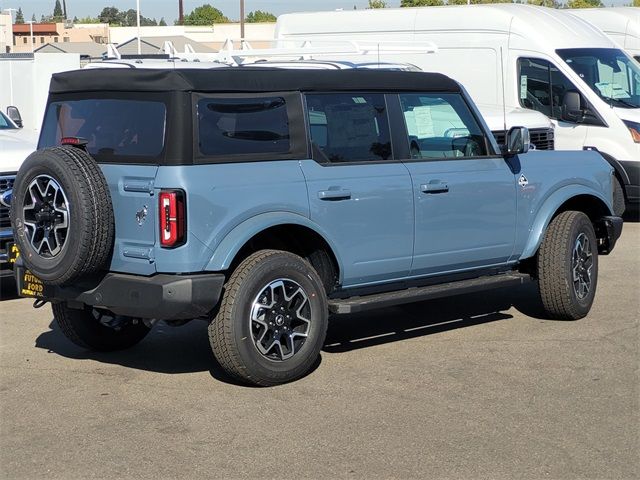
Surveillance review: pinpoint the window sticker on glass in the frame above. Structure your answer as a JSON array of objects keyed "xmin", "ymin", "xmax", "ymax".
[
  {"xmin": 520, "ymin": 75, "xmax": 528, "ymax": 99},
  {"xmin": 594, "ymin": 82, "xmax": 631, "ymax": 99},
  {"xmin": 413, "ymin": 106, "xmax": 435, "ymax": 138},
  {"xmin": 352, "ymin": 97, "xmax": 367, "ymax": 104}
]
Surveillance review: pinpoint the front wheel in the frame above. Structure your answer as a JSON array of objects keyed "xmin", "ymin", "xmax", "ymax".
[
  {"xmin": 209, "ymin": 250, "xmax": 328, "ymax": 386},
  {"xmin": 536, "ymin": 211, "xmax": 598, "ymax": 320}
]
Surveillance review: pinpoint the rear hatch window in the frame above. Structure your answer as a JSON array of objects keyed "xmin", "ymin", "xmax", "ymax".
[{"xmin": 39, "ymin": 98, "xmax": 167, "ymax": 163}]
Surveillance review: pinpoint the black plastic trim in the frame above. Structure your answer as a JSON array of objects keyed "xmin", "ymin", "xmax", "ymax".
[
  {"xmin": 15, "ymin": 264, "xmax": 225, "ymax": 320},
  {"xmin": 595, "ymin": 215, "xmax": 623, "ymax": 255}
]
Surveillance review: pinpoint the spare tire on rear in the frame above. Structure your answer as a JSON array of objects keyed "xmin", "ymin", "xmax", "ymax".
[{"xmin": 10, "ymin": 146, "xmax": 114, "ymax": 286}]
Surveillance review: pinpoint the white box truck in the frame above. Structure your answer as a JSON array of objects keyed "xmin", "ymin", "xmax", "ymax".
[{"xmin": 276, "ymin": 4, "xmax": 640, "ymax": 214}]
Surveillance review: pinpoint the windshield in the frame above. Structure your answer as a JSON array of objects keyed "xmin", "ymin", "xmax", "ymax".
[
  {"xmin": 557, "ymin": 48, "xmax": 640, "ymax": 108},
  {"xmin": 0, "ymin": 111, "xmax": 17, "ymax": 130}
]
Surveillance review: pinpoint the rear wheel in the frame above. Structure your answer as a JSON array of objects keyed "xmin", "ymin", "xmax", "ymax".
[
  {"xmin": 209, "ymin": 250, "xmax": 328, "ymax": 386},
  {"xmin": 536, "ymin": 211, "xmax": 598, "ymax": 320},
  {"xmin": 52, "ymin": 302, "xmax": 151, "ymax": 351}
]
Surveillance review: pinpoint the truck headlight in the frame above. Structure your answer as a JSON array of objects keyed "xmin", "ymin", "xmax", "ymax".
[{"xmin": 623, "ymin": 120, "xmax": 640, "ymax": 143}]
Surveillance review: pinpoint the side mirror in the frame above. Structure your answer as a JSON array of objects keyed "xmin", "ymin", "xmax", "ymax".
[
  {"xmin": 502, "ymin": 126, "xmax": 530, "ymax": 156},
  {"xmin": 561, "ymin": 91, "xmax": 583, "ymax": 123},
  {"xmin": 6, "ymin": 106, "xmax": 23, "ymax": 128}
]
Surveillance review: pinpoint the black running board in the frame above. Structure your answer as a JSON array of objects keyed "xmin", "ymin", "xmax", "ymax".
[{"xmin": 328, "ymin": 273, "xmax": 531, "ymax": 315}]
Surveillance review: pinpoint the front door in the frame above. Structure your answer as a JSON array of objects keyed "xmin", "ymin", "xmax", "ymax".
[{"xmin": 395, "ymin": 92, "xmax": 517, "ymax": 277}]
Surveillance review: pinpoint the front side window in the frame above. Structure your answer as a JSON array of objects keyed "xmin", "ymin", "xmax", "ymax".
[
  {"xmin": 0, "ymin": 112, "xmax": 17, "ymax": 130},
  {"xmin": 305, "ymin": 93, "xmax": 392, "ymax": 163},
  {"xmin": 557, "ymin": 48, "xmax": 640, "ymax": 109},
  {"xmin": 197, "ymin": 96, "xmax": 290, "ymax": 156},
  {"xmin": 39, "ymin": 98, "xmax": 167, "ymax": 160},
  {"xmin": 399, "ymin": 93, "xmax": 489, "ymax": 159},
  {"xmin": 519, "ymin": 58, "xmax": 584, "ymax": 120}
]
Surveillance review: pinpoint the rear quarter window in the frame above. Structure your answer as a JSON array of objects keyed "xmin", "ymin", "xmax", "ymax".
[{"xmin": 39, "ymin": 98, "xmax": 167, "ymax": 162}]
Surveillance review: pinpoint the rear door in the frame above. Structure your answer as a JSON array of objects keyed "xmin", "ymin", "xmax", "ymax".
[
  {"xmin": 300, "ymin": 92, "xmax": 413, "ymax": 287},
  {"xmin": 393, "ymin": 92, "xmax": 517, "ymax": 277}
]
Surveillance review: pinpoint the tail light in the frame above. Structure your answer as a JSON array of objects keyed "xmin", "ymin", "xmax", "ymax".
[{"xmin": 159, "ymin": 190, "xmax": 185, "ymax": 248}]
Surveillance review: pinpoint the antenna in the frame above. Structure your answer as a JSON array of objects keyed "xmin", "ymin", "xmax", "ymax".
[{"xmin": 499, "ymin": 46, "xmax": 507, "ymax": 136}]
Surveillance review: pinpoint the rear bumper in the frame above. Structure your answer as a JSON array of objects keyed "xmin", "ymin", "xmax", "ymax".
[
  {"xmin": 595, "ymin": 216, "xmax": 623, "ymax": 255},
  {"xmin": 15, "ymin": 262, "xmax": 225, "ymax": 320}
]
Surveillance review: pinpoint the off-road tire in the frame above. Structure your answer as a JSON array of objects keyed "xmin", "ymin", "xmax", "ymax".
[
  {"xmin": 10, "ymin": 146, "xmax": 114, "ymax": 286},
  {"xmin": 537, "ymin": 211, "xmax": 598, "ymax": 320},
  {"xmin": 209, "ymin": 250, "xmax": 328, "ymax": 386},
  {"xmin": 613, "ymin": 176, "xmax": 626, "ymax": 217},
  {"xmin": 52, "ymin": 302, "xmax": 151, "ymax": 351}
]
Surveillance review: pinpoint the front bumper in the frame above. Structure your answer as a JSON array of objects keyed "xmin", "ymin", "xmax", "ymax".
[
  {"xmin": 14, "ymin": 261, "xmax": 225, "ymax": 320},
  {"xmin": 595, "ymin": 216, "xmax": 623, "ymax": 255}
]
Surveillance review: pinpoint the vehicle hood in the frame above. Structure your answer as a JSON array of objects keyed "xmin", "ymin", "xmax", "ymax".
[
  {"xmin": 476, "ymin": 104, "xmax": 554, "ymax": 131},
  {"xmin": 0, "ymin": 130, "xmax": 38, "ymax": 173},
  {"xmin": 612, "ymin": 107, "xmax": 640, "ymax": 123}
]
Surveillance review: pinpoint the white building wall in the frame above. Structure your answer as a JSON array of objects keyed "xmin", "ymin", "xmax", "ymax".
[
  {"xmin": 0, "ymin": 13, "xmax": 12, "ymax": 53},
  {"xmin": 109, "ymin": 23, "xmax": 276, "ymax": 48}
]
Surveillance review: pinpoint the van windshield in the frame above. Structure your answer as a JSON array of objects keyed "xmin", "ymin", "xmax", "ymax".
[
  {"xmin": 557, "ymin": 48, "xmax": 640, "ymax": 109},
  {"xmin": 0, "ymin": 111, "xmax": 18, "ymax": 130}
]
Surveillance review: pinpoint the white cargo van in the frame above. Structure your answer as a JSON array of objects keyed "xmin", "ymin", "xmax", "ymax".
[
  {"xmin": 568, "ymin": 8, "xmax": 640, "ymax": 62},
  {"xmin": 276, "ymin": 4, "xmax": 640, "ymax": 214}
]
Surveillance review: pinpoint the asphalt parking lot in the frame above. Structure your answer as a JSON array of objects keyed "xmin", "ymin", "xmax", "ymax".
[{"xmin": 1, "ymin": 222, "xmax": 638, "ymax": 480}]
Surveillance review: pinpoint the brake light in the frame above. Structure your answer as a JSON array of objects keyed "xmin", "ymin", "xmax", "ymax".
[
  {"xmin": 159, "ymin": 190, "xmax": 185, "ymax": 248},
  {"xmin": 60, "ymin": 137, "xmax": 88, "ymax": 147}
]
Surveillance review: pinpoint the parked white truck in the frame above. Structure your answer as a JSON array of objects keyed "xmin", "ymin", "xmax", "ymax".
[
  {"xmin": 275, "ymin": 4, "xmax": 640, "ymax": 215},
  {"xmin": 568, "ymin": 8, "xmax": 640, "ymax": 62}
]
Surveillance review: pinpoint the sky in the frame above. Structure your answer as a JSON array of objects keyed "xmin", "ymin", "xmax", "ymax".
[{"xmin": 1, "ymin": 0, "xmax": 631, "ymax": 23}]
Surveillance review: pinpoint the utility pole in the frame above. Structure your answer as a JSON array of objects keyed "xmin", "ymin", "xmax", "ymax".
[
  {"xmin": 136, "ymin": 0, "xmax": 141, "ymax": 54},
  {"xmin": 240, "ymin": 0, "xmax": 245, "ymax": 40},
  {"xmin": 178, "ymin": 0, "xmax": 184, "ymax": 25},
  {"xmin": 26, "ymin": 20, "xmax": 34, "ymax": 53}
]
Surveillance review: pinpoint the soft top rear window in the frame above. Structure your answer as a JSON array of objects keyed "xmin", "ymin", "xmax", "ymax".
[{"xmin": 39, "ymin": 98, "xmax": 167, "ymax": 162}]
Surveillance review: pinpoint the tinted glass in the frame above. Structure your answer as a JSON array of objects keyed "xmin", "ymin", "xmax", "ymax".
[
  {"xmin": 519, "ymin": 58, "xmax": 583, "ymax": 120},
  {"xmin": 198, "ymin": 97, "xmax": 290, "ymax": 156},
  {"xmin": 305, "ymin": 93, "xmax": 392, "ymax": 163},
  {"xmin": 40, "ymin": 99, "xmax": 166, "ymax": 158},
  {"xmin": 399, "ymin": 93, "xmax": 488, "ymax": 158},
  {"xmin": 557, "ymin": 48, "xmax": 640, "ymax": 108},
  {"xmin": 0, "ymin": 111, "xmax": 15, "ymax": 130}
]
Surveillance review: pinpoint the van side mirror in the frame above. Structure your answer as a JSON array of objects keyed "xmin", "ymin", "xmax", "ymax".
[
  {"xmin": 502, "ymin": 126, "xmax": 530, "ymax": 156},
  {"xmin": 6, "ymin": 106, "xmax": 23, "ymax": 128},
  {"xmin": 561, "ymin": 91, "xmax": 583, "ymax": 123}
]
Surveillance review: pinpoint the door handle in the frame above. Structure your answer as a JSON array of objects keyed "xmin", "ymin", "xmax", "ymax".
[
  {"xmin": 318, "ymin": 189, "xmax": 352, "ymax": 201},
  {"xmin": 420, "ymin": 181, "xmax": 449, "ymax": 194}
]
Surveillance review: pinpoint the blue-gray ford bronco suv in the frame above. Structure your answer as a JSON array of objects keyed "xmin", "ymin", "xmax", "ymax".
[{"xmin": 11, "ymin": 68, "xmax": 622, "ymax": 386}]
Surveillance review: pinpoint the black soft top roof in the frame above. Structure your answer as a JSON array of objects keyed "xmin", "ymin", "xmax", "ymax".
[{"xmin": 49, "ymin": 67, "xmax": 461, "ymax": 94}]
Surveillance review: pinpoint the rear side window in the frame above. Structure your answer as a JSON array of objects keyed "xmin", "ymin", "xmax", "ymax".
[
  {"xmin": 40, "ymin": 99, "xmax": 166, "ymax": 160},
  {"xmin": 305, "ymin": 93, "xmax": 392, "ymax": 163},
  {"xmin": 197, "ymin": 97, "xmax": 290, "ymax": 156}
]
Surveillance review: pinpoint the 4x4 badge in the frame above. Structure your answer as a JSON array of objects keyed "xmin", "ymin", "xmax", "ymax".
[{"xmin": 518, "ymin": 174, "xmax": 529, "ymax": 188}]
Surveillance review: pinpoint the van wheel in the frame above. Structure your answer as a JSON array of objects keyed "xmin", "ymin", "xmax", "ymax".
[
  {"xmin": 613, "ymin": 176, "xmax": 626, "ymax": 217},
  {"xmin": 10, "ymin": 146, "xmax": 114, "ymax": 286},
  {"xmin": 536, "ymin": 211, "xmax": 598, "ymax": 320},
  {"xmin": 209, "ymin": 250, "xmax": 328, "ymax": 386},
  {"xmin": 52, "ymin": 302, "xmax": 151, "ymax": 351}
]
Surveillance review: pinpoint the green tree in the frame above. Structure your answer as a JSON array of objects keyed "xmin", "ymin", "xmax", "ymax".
[
  {"xmin": 76, "ymin": 16, "xmax": 101, "ymax": 24},
  {"xmin": 15, "ymin": 7, "xmax": 24, "ymax": 24},
  {"xmin": 183, "ymin": 4, "xmax": 229, "ymax": 25},
  {"xmin": 633, "ymin": 0, "xmax": 639, "ymax": 5},
  {"xmin": 527, "ymin": 0, "xmax": 560, "ymax": 6},
  {"xmin": 245, "ymin": 10, "xmax": 277, "ymax": 22},
  {"xmin": 401, "ymin": 0, "xmax": 444, "ymax": 6},
  {"xmin": 53, "ymin": 0, "xmax": 64, "ymax": 21},
  {"xmin": 98, "ymin": 6, "xmax": 121, "ymax": 24},
  {"xmin": 566, "ymin": 0, "xmax": 602, "ymax": 7},
  {"xmin": 368, "ymin": 0, "xmax": 388, "ymax": 7},
  {"xmin": 159, "ymin": 17, "xmax": 167, "ymax": 26},
  {"xmin": 31, "ymin": 13, "xmax": 37, "ymax": 22}
]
